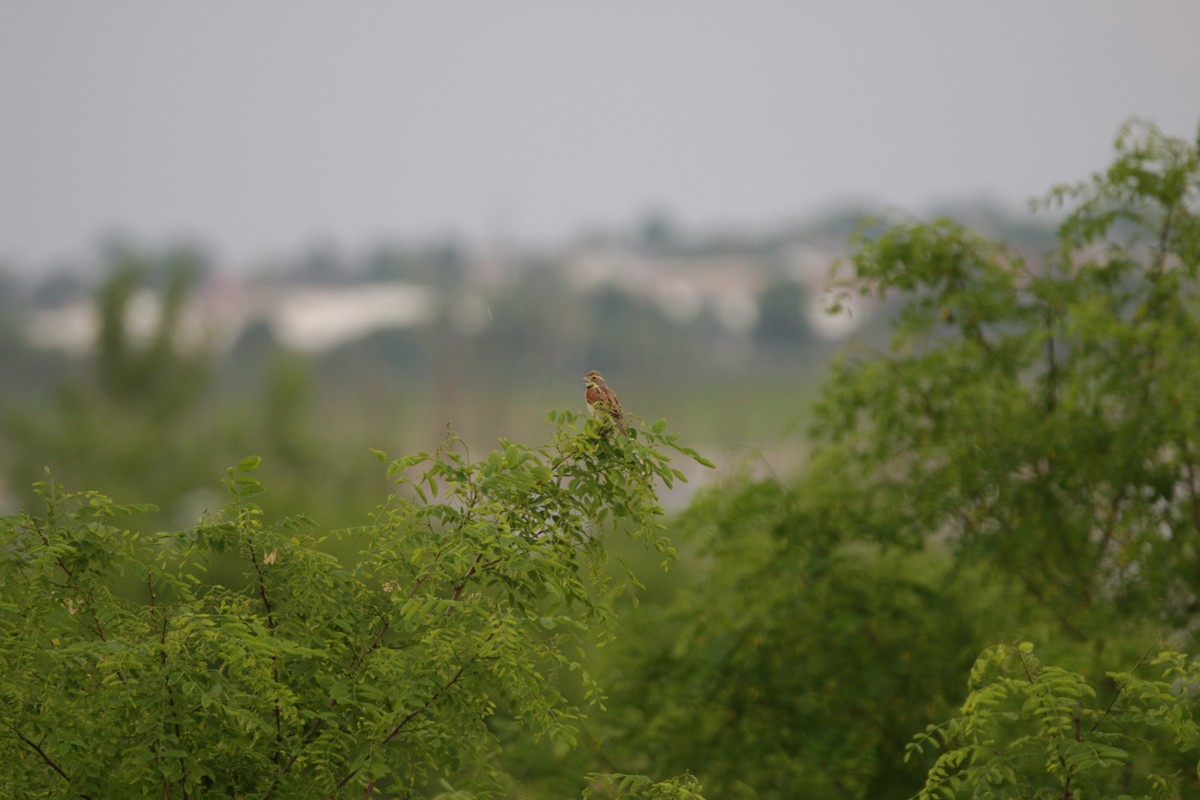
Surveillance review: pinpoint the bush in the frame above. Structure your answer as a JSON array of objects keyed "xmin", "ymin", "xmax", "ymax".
[{"xmin": 0, "ymin": 412, "xmax": 710, "ymax": 799}]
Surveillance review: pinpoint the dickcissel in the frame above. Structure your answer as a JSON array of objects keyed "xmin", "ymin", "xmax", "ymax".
[{"xmin": 583, "ymin": 370, "xmax": 627, "ymax": 435}]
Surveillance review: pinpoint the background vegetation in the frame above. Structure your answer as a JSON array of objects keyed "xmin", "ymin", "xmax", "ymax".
[{"xmin": 2, "ymin": 118, "xmax": 1200, "ymax": 798}]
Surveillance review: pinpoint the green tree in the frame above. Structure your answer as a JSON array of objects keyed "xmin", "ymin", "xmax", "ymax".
[
  {"xmin": 94, "ymin": 246, "xmax": 210, "ymax": 415},
  {"xmin": 754, "ymin": 278, "xmax": 812, "ymax": 346},
  {"xmin": 819, "ymin": 117, "xmax": 1200, "ymax": 643},
  {"xmin": 0, "ymin": 412, "xmax": 710, "ymax": 798},
  {"xmin": 5, "ymin": 252, "xmax": 218, "ymax": 524},
  {"xmin": 595, "ymin": 118, "xmax": 1200, "ymax": 798}
]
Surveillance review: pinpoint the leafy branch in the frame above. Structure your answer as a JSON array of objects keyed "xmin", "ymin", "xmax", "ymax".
[
  {"xmin": 906, "ymin": 642, "xmax": 1200, "ymax": 800},
  {"xmin": 0, "ymin": 411, "xmax": 712, "ymax": 797}
]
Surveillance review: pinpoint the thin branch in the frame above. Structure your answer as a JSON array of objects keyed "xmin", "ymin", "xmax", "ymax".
[
  {"xmin": 1093, "ymin": 487, "xmax": 1128, "ymax": 577},
  {"xmin": 349, "ymin": 619, "xmax": 391, "ymax": 676},
  {"xmin": 447, "ymin": 554, "xmax": 484, "ymax": 614},
  {"xmin": 380, "ymin": 662, "xmax": 467, "ymax": 747},
  {"xmin": 264, "ymin": 595, "xmax": 399, "ymax": 796},
  {"xmin": 1182, "ymin": 440, "xmax": 1200, "ymax": 537},
  {"xmin": 1153, "ymin": 201, "xmax": 1176, "ymax": 273},
  {"xmin": 246, "ymin": 541, "xmax": 278, "ymax": 630},
  {"xmin": 31, "ymin": 518, "xmax": 74, "ymax": 579},
  {"xmin": 258, "ymin": 717, "xmax": 325, "ymax": 800},
  {"xmin": 245, "ymin": 539, "xmax": 284, "ymax": 764},
  {"xmin": 1043, "ymin": 310, "xmax": 1058, "ymax": 415},
  {"xmin": 10, "ymin": 725, "xmax": 77, "ymax": 789},
  {"xmin": 29, "ymin": 518, "xmax": 128, "ymax": 690},
  {"xmin": 1015, "ymin": 570, "xmax": 1088, "ymax": 642},
  {"xmin": 1088, "ymin": 640, "xmax": 1160, "ymax": 733},
  {"xmin": 149, "ymin": 571, "xmax": 191, "ymax": 800},
  {"xmin": 332, "ymin": 662, "xmax": 471, "ymax": 793}
]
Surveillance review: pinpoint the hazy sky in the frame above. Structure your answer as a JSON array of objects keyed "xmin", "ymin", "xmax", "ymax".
[{"xmin": 2, "ymin": 2, "xmax": 1198, "ymax": 270}]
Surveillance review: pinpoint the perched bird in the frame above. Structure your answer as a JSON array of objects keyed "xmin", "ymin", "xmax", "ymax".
[{"xmin": 583, "ymin": 370, "xmax": 627, "ymax": 435}]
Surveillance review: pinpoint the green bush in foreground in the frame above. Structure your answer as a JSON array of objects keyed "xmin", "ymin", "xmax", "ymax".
[
  {"xmin": 0, "ymin": 411, "xmax": 710, "ymax": 799},
  {"xmin": 909, "ymin": 643, "xmax": 1200, "ymax": 800}
]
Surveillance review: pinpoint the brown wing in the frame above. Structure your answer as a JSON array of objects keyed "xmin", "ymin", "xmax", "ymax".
[{"xmin": 586, "ymin": 384, "xmax": 627, "ymax": 435}]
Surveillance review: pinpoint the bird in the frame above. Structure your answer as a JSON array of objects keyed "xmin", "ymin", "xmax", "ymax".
[{"xmin": 583, "ymin": 370, "xmax": 627, "ymax": 435}]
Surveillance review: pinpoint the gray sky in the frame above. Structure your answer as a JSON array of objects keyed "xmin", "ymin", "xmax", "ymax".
[{"xmin": 2, "ymin": 2, "xmax": 1198, "ymax": 270}]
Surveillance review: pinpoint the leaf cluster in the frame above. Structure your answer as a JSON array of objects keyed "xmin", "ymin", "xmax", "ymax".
[
  {"xmin": 909, "ymin": 643, "xmax": 1200, "ymax": 800},
  {"xmin": 0, "ymin": 412, "xmax": 709, "ymax": 798}
]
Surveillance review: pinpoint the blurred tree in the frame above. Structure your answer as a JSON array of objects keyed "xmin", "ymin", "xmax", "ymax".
[
  {"xmin": 29, "ymin": 269, "xmax": 89, "ymax": 306},
  {"xmin": 4, "ymin": 249, "xmax": 216, "ymax": 519},
  {"xmin": 296, "ymin": 240, "xmax": 347, "ymax": 283},
  {"xmin": 2, "ymin": 247, "xmax": 387, "ymax": 529},
  {"xmin": 427, "ymin": 239, "xmax": 468, "ymax": 286},
  {"xmin": 588, "ymin": 479, "xmax": 993, "ymax": 800},
  {"xmin": 753, "ymin": 278, "xmax": 812, "ymax": 347},
  {"xmin": 363, "ymin": 243, "xmax": 420, "ymax": 281},
  {"xmin": 95, "ymin": 249, "xmax": 210, "ymax": 417},
  {"xmin": 637, "ymin": 209, "xmax": 680, "ymax": 253}
]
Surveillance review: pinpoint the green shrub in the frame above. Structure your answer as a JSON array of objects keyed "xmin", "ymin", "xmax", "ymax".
[{"xmin": 0, "ymin": 412, "xmax": 709, "ymax": 799}]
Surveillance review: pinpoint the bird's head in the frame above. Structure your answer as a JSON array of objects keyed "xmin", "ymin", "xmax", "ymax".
[{"xmin": 583, "ymin": 370, "xmax": 605, "ymax": 389}]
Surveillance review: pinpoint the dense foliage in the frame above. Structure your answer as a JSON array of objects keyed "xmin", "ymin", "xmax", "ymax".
[
  {"xmin": 585, "ymin": 118, "xmax": 1200, "ymax": 798},
  {"xmin": 0, "ymin": 414, "xmax": 710, "ymax": 798},
  {"xmin": 909, "ymin": 643, "xmax": 1200, "ymax": 799}
]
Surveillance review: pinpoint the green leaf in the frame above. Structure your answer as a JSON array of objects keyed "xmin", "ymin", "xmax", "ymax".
[{"xmin": 235, "ymin": 455, "xmax": 262, "ymax": 472}]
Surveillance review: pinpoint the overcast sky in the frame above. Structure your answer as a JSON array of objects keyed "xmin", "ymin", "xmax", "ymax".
[{"xmin": 1, "ymin": 2, "xmax": 1198, "ymax": 271}]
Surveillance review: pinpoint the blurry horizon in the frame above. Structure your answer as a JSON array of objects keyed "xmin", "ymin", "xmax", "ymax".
[{"xmin": 2, "ymin": 2, "xmax": 1198, "ymax": 272}]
